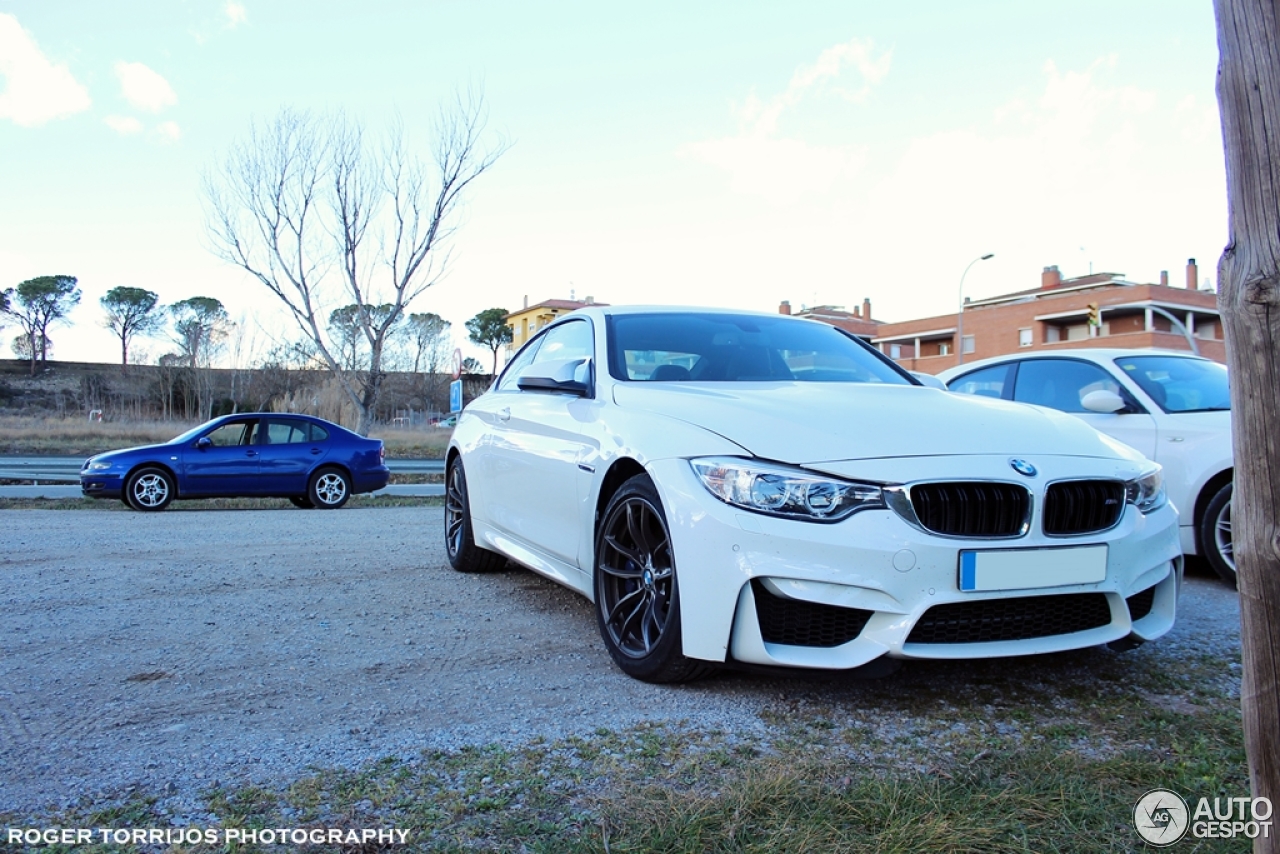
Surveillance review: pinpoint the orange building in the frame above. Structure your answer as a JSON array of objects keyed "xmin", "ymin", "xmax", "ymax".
[
  {"xmin": 505, "ymin": 296, "xmax": 607, "ymax": 353},
  {"xmin": 864, "ymin": 259, "xmax": 1223, "ymax": 374}
]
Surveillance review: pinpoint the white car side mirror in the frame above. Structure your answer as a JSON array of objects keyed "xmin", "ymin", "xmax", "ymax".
[
  {"xmin": 1081, "ymin": 389, "xmax": 1127, "ymax": 413},
  {"xmin": 517, "ymin": 357, "xmax": 593, "ymax": 396}
]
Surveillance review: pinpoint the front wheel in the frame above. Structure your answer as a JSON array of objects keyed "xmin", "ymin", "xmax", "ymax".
[
  {"xmin": 1200, "ymin": 483, "xmax": 1235, "ymax": 586},
  {"xmin": 308, "ymin": 468, "xmax": 351, "ymax": 509},
  {"xmin": 594, "ymin": 474, "xmax": 715, "ymax": 683},
  {"xmin": 125, "ymin": 467, "xmax": 174, "ymax": 512}
]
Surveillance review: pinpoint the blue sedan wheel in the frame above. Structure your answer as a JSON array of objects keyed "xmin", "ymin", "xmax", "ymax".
[
  {"xmin": 125, "ymin": 467, "xmax": 175, "ymax": 512},
  {"xmin": 308, "ymin": 467, "xmax": 351, "ymax": 509}
]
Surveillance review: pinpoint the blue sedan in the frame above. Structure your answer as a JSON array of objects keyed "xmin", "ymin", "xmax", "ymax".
[{"xmin": 80, "ymin": 413, "xmax": 390, "ymax": 511}]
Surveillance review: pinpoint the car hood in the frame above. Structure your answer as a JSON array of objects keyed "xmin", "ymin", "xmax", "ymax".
[
  {"xmin": 87, "ymin": 442, "xmax": 174, "ymax": 464},
  {"xmin": 612, "ymin": 382, "xmax": 1140, "ymax": 465}
]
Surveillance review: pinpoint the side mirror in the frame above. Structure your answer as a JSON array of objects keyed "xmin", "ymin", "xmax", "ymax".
[
  {"xmin": 196, "ymin": 436, "xmax": 213, "ymax": 449},
  {"xmin": 911, "ymin": 372, "xmax": 947, "ymax": 390},
  {"xmin": 516, "ymin": 357, "xmax": 593, "ymax": 397},
  {"xmin": 1081, "ymin": 389, "xmax": 1127, "ymax": 414}
]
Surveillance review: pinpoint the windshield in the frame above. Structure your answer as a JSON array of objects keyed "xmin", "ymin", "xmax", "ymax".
[
  {"xmin": 607, "ymin": 312, "xmax": 911, "ymax": 385},
  {"xmin": 1114, "ymin": 355, "xmax": 1231, "ymax": 413}
]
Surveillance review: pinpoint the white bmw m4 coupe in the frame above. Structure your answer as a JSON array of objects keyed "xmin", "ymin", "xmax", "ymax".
[{"xmin": 445, "ymin": 306, "xmax": 1181, "ymax": 683}]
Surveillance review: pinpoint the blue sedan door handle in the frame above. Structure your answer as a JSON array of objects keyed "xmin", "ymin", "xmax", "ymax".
[
  {"xmin": 311, "ymin": 447, "xmax": 322, "ymax": 455},
  {"xmin": 245, "ymin": 449, "xmax": 258, "ymax": 457}
]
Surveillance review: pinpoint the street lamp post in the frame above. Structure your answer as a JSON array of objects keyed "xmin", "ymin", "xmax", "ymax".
[{"xmin": 956, "ymin": 253, "xmax": 995, "ymax": 366}]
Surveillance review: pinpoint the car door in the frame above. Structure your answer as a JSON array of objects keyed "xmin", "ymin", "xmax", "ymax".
[
  {"xmin": 180, "ymin": 417, "xmax": 263, "ymax": 495},
  {"xmin": 1010, "ymin": 358, "xmax": 1159, "ymax": 460},
  {"xmin": 258, "ymin": 418, "xmax": 327, "ymax": 494},
  {"xmin": 466, "ymin": 318, "xmax": 601, "ymax": 573}
]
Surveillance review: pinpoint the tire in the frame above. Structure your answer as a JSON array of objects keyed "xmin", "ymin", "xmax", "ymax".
[
  {"xmin": 1200, "ymin": 483, "xmax": 1235, "ymax": 586},
  {"xmin": 125, "ymin": 467, "xmax": 175, "ymax": 512},
  {"xmin": 308, "ymin": 467, "xmax": 351, "ymax": 509},
  {"xmin": 594, "ymin": 474, "xmax": 715, "ymax": 683},
  {"xmin": 289, "ymin": 496, "xmax": 315, "ymax": 509},
  {"xmin": 444, "ymin": 457, "xmax": 506, "ymax": 572}
]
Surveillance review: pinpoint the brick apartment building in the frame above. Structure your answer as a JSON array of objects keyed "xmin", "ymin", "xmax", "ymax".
[{"xmin": 862, "ymin": 259, "xmax": 1224, "ymax": 374}]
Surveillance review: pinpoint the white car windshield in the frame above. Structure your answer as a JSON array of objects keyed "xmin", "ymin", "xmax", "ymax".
[
  {"xmin": 1114, "ymin": 355, "xmax": 1231, "ymax": 413},
  {"xmin": 607, "ymin": 312, "xmax": 912, "ymax": 384}
]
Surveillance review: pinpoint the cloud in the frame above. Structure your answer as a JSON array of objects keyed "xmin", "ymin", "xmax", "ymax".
[
  {"xmin": 104, "ymin": 115, "xmax": 143, "ymax": 135},
  {"xmin": 224, "ymin": 2, "xmax": 248, "ymax": 28},
  {"xmin": 0, "ymin": 13, "xmax": 92, "ymax": 126},
  {"xmin": 682, "ymin": 37, "xmax": 889, "ymax": 201},
  {"xmin": 154, "ymin": 121, "xmax": 182, "ymax": 143},
  {"xmin": 113, "ymin": 61, "xmax": 177, "ymax": 112}
]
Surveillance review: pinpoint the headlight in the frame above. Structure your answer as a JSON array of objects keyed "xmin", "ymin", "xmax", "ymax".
[
  {"xmin": 1125, "ymin": 467, "xmax": 1166, "ymax": 513},
  {"xmin": 690, "ymin": 457, "xmax": 884, "ymax": 523},
  {"xmin": 88, "ymin": 461, "xmax": 114, "ymax": 471}
]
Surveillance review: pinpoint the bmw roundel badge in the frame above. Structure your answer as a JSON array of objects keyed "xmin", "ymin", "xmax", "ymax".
[{"xmin": 1009, "ymin": 459, "xmax": 1037, "ymax": 477}]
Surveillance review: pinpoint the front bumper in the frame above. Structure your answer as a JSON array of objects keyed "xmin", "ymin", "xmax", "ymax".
[
  {"xmin": 80, "ymin": 473, "xmax": 125, "ymax": 500},
  {"xmin": 647, "ymin": 456, "xmax": 1182, "ymax": 671}
]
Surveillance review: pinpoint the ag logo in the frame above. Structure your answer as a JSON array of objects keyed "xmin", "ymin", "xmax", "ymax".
[{"xmin": 1134, "ymin": 788, "xmax": 1189, "ymax": 846}]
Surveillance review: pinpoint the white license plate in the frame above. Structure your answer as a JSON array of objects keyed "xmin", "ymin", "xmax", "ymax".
[{"xmin": 959, "ymin": 545, "xmax": 1108, "ymax": 592}]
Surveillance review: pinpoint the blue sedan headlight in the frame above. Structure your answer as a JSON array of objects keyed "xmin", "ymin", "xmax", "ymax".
[
  {"xmin": 1125, "ymin": 467, "xmax": 1166, "ymax": 513},
  {"xmin": 87, "ymin": 461, "xmax": 114, "ymax": 471},
  {"xmin": 690, "ymin": 457, "xmax": 884, "ymax": 522}
]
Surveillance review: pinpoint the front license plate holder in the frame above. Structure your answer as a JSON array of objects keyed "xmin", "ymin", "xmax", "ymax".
[{"xmin": 959, "ymin": 545, "xmax": 1108, "ymax": 592}]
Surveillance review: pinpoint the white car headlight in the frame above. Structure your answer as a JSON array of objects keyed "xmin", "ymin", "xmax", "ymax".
[
  {"xmin": 690, "ymin": 457, "xmax": 884, "ymax": 523},
  {"xmin": 1125, "ymin": 467, "xmax": 1166, "ymax": 513}
]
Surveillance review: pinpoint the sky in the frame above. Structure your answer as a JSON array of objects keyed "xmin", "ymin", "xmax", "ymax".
[{"xmin": 0, "ymin": 1, "xmax": 1228, "ymax": 368}]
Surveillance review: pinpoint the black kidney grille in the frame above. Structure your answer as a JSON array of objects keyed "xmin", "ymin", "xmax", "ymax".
[
  {"xmin": 909, "ymin": 482, "xmax": 1028, "ymax": 537},
  {"xmin": 751, "ymin": 580, "xmax": 873, "ymax": 648},
  {"xmin": 1126, "ymin": 585, "xmax": 1156, "ymax": 622},
  {"xmin": 1044, "ymin": 480, "xmax": 1125, "ymax": 535},
  {"xmin": 906, "ymin": 593, "xmax": 1112, "ymax": 644}
]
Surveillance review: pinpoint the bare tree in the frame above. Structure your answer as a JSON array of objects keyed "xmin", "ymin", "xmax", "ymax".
[
  {"xmin": 1214, "ymin": 0, "xmax": 1280, "ymax": 842},
  {"xmin": 203, "ymin": 92, "xmax": 507, "ymax": 435}
]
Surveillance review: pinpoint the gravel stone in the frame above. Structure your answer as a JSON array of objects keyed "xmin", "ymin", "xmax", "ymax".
[{"xmin": 0, "ymin": 508, "xmax": 1242, "ymax": 816}]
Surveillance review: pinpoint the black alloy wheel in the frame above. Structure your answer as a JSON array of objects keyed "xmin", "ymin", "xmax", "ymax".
[
  {"xmin": 1201, "ymin": 483, "xmax": 1235, "ymax": 586},
  {"xmin": 444, "ymin": 457, "xmax": 506, "ymax": 572},
  {"xmin": 594, "ymin": 474, "xmax": 714, "ymax": 683}
]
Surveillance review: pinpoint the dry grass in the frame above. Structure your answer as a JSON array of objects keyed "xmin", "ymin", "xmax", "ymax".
[{"xmin": 0, "ymin": 415, "xmax": 197, "ymax": 456}]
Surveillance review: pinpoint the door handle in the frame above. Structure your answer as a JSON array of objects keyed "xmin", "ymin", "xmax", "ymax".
[
  {"xmin": 311, "ymin": 448, "xmax": 322, "ymax": 455},
  {"xmin": 499, "ymin": 407, "xmax": 511, "ymax": 422},
  {"xmin": 245, "ymin": 450, "xmax": 259, "ymax": 457}
]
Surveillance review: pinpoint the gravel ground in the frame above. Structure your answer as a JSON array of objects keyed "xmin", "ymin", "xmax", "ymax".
[{"xmin": 0, "ymin": 507, "xmax": 1242, "ymax": 818}]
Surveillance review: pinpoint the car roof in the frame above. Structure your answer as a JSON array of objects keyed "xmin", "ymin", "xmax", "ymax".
[{"xmin": 938, "ymin": 348, "xmax": 1211, "ymax": 379}]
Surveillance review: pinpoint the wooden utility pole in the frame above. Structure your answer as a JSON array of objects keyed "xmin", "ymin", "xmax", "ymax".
[{"xmin": 1214, "ymin": 1, "xmax": 1280, "ymax": 848}]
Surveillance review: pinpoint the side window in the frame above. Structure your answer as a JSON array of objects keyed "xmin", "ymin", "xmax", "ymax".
[
  {"xmin": 1012, "ymin": 359, "xmax": 1121, "ymax": 413},
  {"xmin": 205, "ymin": 420, "xmax": 257, "ymax": 446},
  {"xmin": 946, "ymin": 363, "xmax": 1013, "ymax": 400},
  {"xmin": 530, "ymin": 319, "xmax": 593, "ymax": 366},
  {"xmin": 265, "ymin": 419, "xmax": 311, "ymax": 444},
  {"xmin": 496, "ymin": 337, "xmax": 543, "ymax": 392},
  {"xmin": 307, "ymin": 423, "xmax": 329, "ymax": 442}
]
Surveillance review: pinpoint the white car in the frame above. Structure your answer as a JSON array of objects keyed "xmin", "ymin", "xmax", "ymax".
[
  {"xmin": 445, "ymin": 307, "xmax": 1181, "ymax": 683},
  {"xmin": 938, "ymin": 350, "xmax": 1234, "ymax": 584}
]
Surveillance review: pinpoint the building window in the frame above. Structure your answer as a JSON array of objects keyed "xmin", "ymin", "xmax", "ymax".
[
  {"xmin": 1018, "ymin": 328, "xmax": 1033, "ymax": 348},
  {"xmin": 889, "ymin": 344, "xmax": 902, "ymax": 360},
  {"xmin": 939, "ymin": 342, "xmax": 951, "ymax": 357},
  {"xmin": 961, "ymin": 335, "xmax": 975, "ymax": 355}
]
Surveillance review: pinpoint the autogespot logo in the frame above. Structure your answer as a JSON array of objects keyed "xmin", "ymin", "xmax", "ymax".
[
  {"xmin": 1134, "ymin": 789, "xmax": 1190, "ymax": 846},
  {"xmin": 1008, "ymin": 458, "xmax": 1037, "ymax": 477}
]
